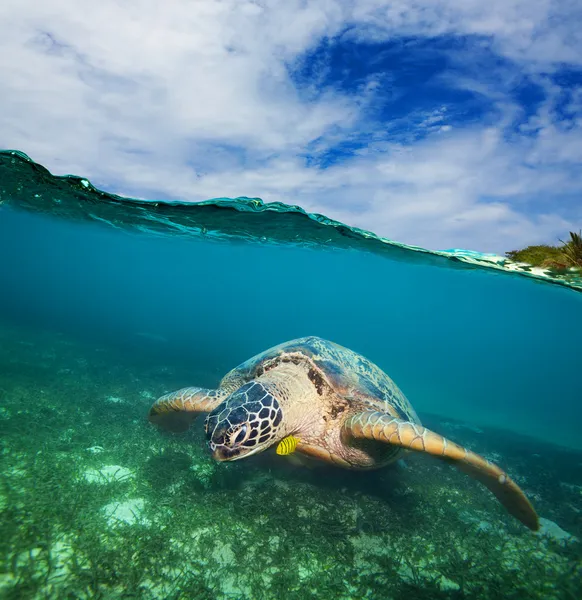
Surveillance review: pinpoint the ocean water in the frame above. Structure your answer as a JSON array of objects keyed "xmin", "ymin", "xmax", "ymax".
[{"xmin": 0, "ymin": 150, "xmax": 581, "ymax": 599}]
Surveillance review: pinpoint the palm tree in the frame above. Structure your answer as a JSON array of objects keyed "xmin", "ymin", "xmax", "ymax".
[{"xmin": 559, "ymin": 231, "xmax": 582, "ymax": 268}]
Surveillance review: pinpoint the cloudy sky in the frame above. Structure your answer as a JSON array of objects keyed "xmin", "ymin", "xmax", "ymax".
[{"xmin": 1, "ymin": 0, "xmax": 581, "ymax": 252}]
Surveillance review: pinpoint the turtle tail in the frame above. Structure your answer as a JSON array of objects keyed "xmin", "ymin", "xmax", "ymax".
[
  {"xmin": 148, "ymin": 387, "xmax": 226, "ymax": 433},
  {"xmin": 343, "ymin": 411, "xmax": 539, "ymax": 531}
]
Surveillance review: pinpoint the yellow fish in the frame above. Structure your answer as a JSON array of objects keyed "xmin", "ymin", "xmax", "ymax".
[{"xmin": 276, "ymin": 435, "xmax": 299, "ymax": 455}]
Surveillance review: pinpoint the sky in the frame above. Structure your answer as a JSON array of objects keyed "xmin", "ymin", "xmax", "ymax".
[{"xmin": 1, "ymin": 0, "xmax": 581, "ymax": 253}]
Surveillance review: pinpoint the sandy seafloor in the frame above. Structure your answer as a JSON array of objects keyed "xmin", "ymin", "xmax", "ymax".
[{"xmin": 0, "ymin": 320, "xmax": 580, "ymax": 600}]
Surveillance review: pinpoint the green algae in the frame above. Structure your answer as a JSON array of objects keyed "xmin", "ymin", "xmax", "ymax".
[
  {"xmin": 0, "ymin": 322, "xmax": 580, "ymax": 599},
  {"xmin": 1, "ymin": 149, "xmax": 581, "ymax": 293}
]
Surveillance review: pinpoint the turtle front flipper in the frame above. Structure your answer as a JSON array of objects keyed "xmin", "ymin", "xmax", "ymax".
[
  {"xmin": 343, "ymin": 411, "xmax": 539, "ymax": 531},
  {"xmin": 148, "ymin": 387, "xmax": 226, "ymax": 433}
]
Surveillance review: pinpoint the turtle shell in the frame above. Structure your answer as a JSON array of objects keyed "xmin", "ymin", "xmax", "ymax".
[{"xmin": 218, "ymin": 336, "xmax": 420, "ymax": 424}]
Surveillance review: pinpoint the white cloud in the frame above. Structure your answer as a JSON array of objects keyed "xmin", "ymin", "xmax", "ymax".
[{"xmin": 0, "ymin": 0, "xmax": 580, "ymax": 253}]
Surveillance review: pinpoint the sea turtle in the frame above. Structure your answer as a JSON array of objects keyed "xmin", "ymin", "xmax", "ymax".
[{"xmin": 148, "ymin": 336, "xmax": 539, "ymax": 530}]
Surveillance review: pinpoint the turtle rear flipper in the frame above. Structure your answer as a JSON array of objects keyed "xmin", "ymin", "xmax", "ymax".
[
  {"xmin": 343, "ymin": 410, "xmax": 539, "ymax": 531},
  {"xmin": 148, "ymin": 387, "xmax": 226, "ymax": 433}
]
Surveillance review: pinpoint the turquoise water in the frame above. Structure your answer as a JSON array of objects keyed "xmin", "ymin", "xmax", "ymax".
[{"xmin": 1, "ymin": 151, "xmax": 581, "ymax": 598}]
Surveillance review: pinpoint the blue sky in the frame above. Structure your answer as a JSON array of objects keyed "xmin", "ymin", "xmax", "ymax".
[{"xmin": 1, "ymin": 0, "xmax": 581, "ymax": 252}]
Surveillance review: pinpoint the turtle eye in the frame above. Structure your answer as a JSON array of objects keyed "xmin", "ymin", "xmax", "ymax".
[{"xmin": 229, "ymin": 424, "xmax": 248, "ymax": 446}]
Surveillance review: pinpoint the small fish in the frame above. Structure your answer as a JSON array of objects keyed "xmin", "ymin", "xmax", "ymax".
[{"xmin": 276, "ymin": 435, "xmax": 299, "ymax": 455}]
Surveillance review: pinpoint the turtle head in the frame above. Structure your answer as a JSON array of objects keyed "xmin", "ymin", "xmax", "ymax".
[{"xmin": 204, "ymin": 381, "xmax": 284, "ymax": 461}]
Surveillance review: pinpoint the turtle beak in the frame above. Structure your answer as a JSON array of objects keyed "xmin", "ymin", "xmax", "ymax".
[{"xmin": 212, "ymin": 446, "xmax": 243, "ymax": 462}]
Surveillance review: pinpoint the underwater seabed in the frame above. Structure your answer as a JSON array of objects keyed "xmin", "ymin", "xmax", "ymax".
[{"xmin": 0, "ymin": 320, "xmax": 580, "ymax": 600}]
